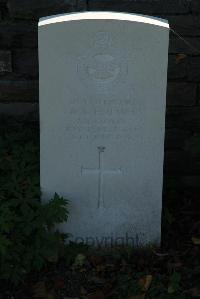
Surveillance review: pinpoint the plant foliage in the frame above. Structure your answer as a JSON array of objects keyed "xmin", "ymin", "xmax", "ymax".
[{"xmin": 0, "ymin": 125, "xmax": 69, "ymax": 284}]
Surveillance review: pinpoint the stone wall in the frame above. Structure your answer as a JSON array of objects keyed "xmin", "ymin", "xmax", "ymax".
[{"xmin": 0, "ymin": 0, "xmax": 200, "ymax": 210}]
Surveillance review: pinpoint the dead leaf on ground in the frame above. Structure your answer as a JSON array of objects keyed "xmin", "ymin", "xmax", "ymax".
[
  {"xmin": 96, "ymin": 265, "xmax": 106, "ymax": 273},
  {"xmin": 80, "ymin": 286, "xmax": 87, "ymax": 295},
  {"xmin": 130, "ymin": 275, "xmax": 153, "ymax": 299},
  {"xmin": 175, "ymin": 53, "xmax": 187, "ymax": 64},
  {"xmin": 184, "ymin": 287, "xmax": 200, "ymax": 297},
  {"xmin": 87, "ymin": 290, "xmax": 105, "ymax": 299},
  {"xmin": 32, "ymin": 281, "xmax": 47, "ymax": 298},
  {"xmin": 54, "ymin": 279, "xmax": 65, "ymax": 289},
  {"xmin": 90, "ymin": 255, "xmax": 104, "ymax": 266},
  {"xmin": 138, "ymin": 275, "xmax": 153, "ymax": 292},
  {"xmin": 102, "ymin": 283, "xmax": 113, "ymax": 294},
  {"xmin": 4, "ymin": 154, "xmax": 12, "ymax": 161},
  {"xmin": 152, "ymin": 249, "xmax": 169, "ymax": 257},
  {"xmin": 32, "ymin": 281, "xmax": 55, "ymax": 299},
  {"xmin": 130, "ymin": 295, "xmax": 145, "ymax": 299}
]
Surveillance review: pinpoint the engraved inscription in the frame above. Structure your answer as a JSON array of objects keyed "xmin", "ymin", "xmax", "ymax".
[
  {"xmin": 93, "ymin": 32, "xmax": 112, "ymax": 49},
  {"xmin": 81, "ymin": 146, "xmax": 122, "ymax": 208},
  {"xmin": 77, "ymin": 32, "xmax": 128, "ymax": 86},
  {"xmin": 69, "ymin": 32, "xmax": 133, "ymax": 140},
  {"xmin": 86, "ymin": 54, "xmax": 120, "ymax": 83},
  {"xmin": 64, "ymin": 92, "xmax": 136, "ymax": 141}
]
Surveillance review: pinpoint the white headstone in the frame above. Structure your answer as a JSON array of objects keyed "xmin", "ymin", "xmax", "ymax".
[{"xmin": 39, "ymin": 12, "xmax": 169, "ymax": 247}]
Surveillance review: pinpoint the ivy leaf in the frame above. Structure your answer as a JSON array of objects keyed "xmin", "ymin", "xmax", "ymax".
[
  {"xmin": 168, "ymin": 272, "xmax": 181, "ymax": 294},
  {"xmin": 192, "ymin": 237, "xmax": 200, "ymax": 245}
]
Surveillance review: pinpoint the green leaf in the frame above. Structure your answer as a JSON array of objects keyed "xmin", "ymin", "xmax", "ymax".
[
  {"xmin": 168, "ymin": 272, "xmax": 181, "ymax": 294},
  {"xmin": 192, "ymin": 237, "xmax": 200, "ymax": 245}
]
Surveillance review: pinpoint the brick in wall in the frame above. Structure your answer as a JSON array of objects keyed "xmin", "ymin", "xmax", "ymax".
[
  {"xmin": 166, "ymin": 107, "xmax": 200, "ymax": 131},
  {"xmin": 88, "ymin": 0, "xmax": 190, "ymax": 14},
  {"xmin": 0, "ymin": 21, "xmax": 37, "ymax": 48},
  {"xmin": 188, "ymin": 57, "xmax": 200, "ymax": 82},
  {"xmin": 7, "ymin": 0, "xmax": 77, "ymax": 19},
  {"xmin": 169, "ymin": 36, "xmax": 200, "ymax": 55},
  {"xmin": 181, "ymin": 176, "xmax": 200, "ymax": 189},
  {"xmin": 168, "ymin": 54, "xmax": 187, "ymax": 80},
  {"xmin": 167, "ymin": 15, "xmax": 200, "ymax": 37},
  {"xmin": 13, "ymin": 49, "xmax": 38, "ymax": 78},
  {"xmin": 0, "ymin": 80, "xmax": 38, "ymax": 102},
  {"xmin": 167, "ymin": 83, "xmax": 197, "ymax": 106},
  {"xmin": 76, "ymin": 0, "xmax": 87, "ymax": 11},
  {"xmin": 164, "ymin": 149, "xmax": 200, "ymax": 176},
  {"xmin": 165, "ymin": 128, "xmax": 191, "ymax": 150},
  {"xmin": 164, "ymin": 150, "xmax": 190, "ymax": 174},
  {"xmin": 191, "ymin": 0, "xmax": 200, "ymax": 13},
  {"xmin": 0, "ymin": 50, "xmax": 12, "ymax": 72}
]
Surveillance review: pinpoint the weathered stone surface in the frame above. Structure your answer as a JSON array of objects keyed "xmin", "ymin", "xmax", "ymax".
[
  {"xmin": 7, "ymin": 0, "xmax": 76, "ymax": 19},
  {"xmin": 167, "ymin": 83, "xmax": 197, "ymax": 106},
  {"xmin": 169, "ymin": 36, "xmax": 200, "ymax": 55},
  {"xmin": 39, "ymin": 12, "xmax": 169, "ymax": 245},
  {"xmin": 187, "ymin": 57, "xmax": 200, "ymax": 82},
  {"xmin": 167, "ymin": 15, "xmax": 200, "ymax": 37},
  {"xmin": 88, "ymin": 0, "xmax": 190, "ymax": 14},
  {"xmin": 13, "ymin": 49, "xmax": 38, "ymax": 77},
  {"xmin": 0, "ymin": 50, "xmax": 12, "ymax": 72},
  {"xmin": 0, "ymin": 80, "xmax": 38, "ymax": 102},
  {"xmin": 168, "ymin": 54, "xmax": 187, "ymax": 80},
  {"xmin": 165, "ymin": 129, "xmax": 190, "ymax": 150}
]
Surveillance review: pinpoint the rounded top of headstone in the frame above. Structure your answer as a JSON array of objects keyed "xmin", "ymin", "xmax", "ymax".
[{"xmin": 38, "ymin": 11, "xmax": 169, "ymax": 29}]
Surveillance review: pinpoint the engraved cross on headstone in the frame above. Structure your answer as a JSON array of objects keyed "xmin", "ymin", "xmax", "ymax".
[{"xmin": 81, "ymin": 146, "xmax": 122, "ymax": 208}]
